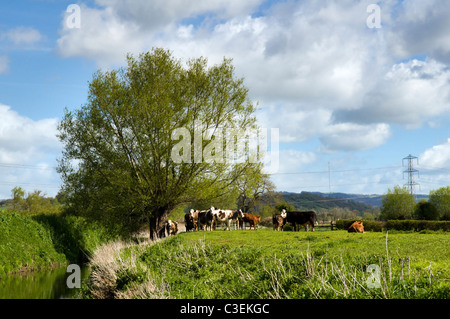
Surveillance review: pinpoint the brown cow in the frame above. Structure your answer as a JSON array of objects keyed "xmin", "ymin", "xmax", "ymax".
[
  {"xmin": 166, "ymin": 220, "xmax": 178, "ymax": 236},
  {"xmin": 348, "ymin": 220, "xmax": 365, "ymax": 233},
  {"xmin": 272, "ymin": 214, "xmax": 286, "ymax": 231},
  {"xmin": 240, "ymin": 212, "xmax": 261, "ymax": 230}
]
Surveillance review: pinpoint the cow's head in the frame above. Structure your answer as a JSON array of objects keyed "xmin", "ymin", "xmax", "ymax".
[
  {"xmin": 281, "ymin": 209, "xmax": 287, "ymax": 219},
  {"xmin": 190, "ymin": 208, "xmax": 195, "ymax": 216},
  {"xmin": 233, "ymin": 209, "xmax": 244, "ymax": 219}
]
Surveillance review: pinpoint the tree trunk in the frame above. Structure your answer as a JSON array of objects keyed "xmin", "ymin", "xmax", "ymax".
[{"xmin": 148, "ymin": 207, "xmax": 171, "ymax": 241}]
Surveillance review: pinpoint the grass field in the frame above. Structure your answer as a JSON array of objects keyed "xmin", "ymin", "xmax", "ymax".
[{"xmin": 86, "ymin": 229, "xmax": 450, "ymax": 299}]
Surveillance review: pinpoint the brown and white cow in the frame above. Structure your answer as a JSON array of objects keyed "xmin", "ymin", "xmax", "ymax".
[
  {"xmin": 240, "ymin": 212, "xmax": 261, "ymax": 230},
  {"xmin": 189, "ymin": 209, "xmax": 200, "ymax": 231},
  {"xmin": 166, "ymin": 220, "xmax": 178, "ymax": 236},
  {"xmin": 197, "ymin": 209, "xmax": 215, "ymax": 231},
  {"xmin": 280, "ymin": 209, "xmax": 317, "ymax": 232},
  {"xmin": 272, "ymin": 214, "xmax": 286, "ymax": 231},
  {"xmin": 210, "ymin": 207, "xmax": 242, "ymax": 230}
]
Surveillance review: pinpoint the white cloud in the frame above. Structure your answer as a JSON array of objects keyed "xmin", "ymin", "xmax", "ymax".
[
  {"xmin": 55, "ymin": 0, "xmax": 450, "ymax": 155},
  {"xmin": 56, "ymin": 0, "xmax": 263, "ymax": 67},
  {"xmin": 335, "ymin": 59, "xmax": 450, "ymax": 128},
  {"xmin": 319, "ymin": 123, "xmax": 391, "ymax": 153},
  {"xmin": 0, "ymin": 104, "xmax": 61, "ymax": 198},
  {"xmin": 0, "ymin": 104, "xmax": 60, "ymax": 163},
  {"xmin": 271, "ymin": 149, "xmax": 317, "ymax": 192},
  {"xmin": 420, "ymin": 138, "xmax": 450, "ymax": 169},
  {"xmin": 387, "ymin": 0, "xmax": 450, "ymax": 64},
  {"xmin": 3, "ymin": 27, "xmax": 42, "ymax": 45}
]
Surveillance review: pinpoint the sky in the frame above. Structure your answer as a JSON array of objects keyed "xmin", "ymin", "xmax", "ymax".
[{"xmin": 0, "ymin": 0, "xmax": 450, "ymax": 199}]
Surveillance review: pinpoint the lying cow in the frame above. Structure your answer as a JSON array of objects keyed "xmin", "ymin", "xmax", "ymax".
[
  {"xmin": 280, "ymin": 209, "xmax": 317, "ymax": 232},
  {"xmin": 348, "ymin": 220, "xmax": 365, "ymax": 233},
  {"xmin": 184, "ymin": 213, "xmax": 195, "ymax": 232},
  {"xmin": 197, "ymin": 209, "xmax": 215, "ymax": 231},
  {"xmin": 240, "ymin": 212, "xmax": 261, "ymax": 230},
  {"xmin": 210, "ymin": 207, "xmax": 242, "ymax": 230},
  {"xmin": 272, "ymin": 214, "xmax": 286, "ymax": 231},
  {"xmin": 166, "ymin": 220, "xmax": 178, "ymax": 236}
]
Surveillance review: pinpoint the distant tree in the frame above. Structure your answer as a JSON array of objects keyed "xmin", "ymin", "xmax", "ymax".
[
  {"xmin": 10, "ymin": 187, "xmax": 61, "ymax": 215},
  {"xmin": 363, "ymin": 211, "xmax": 375, "ymax": 221},
  {"xmin": 414, "ymin": 200, "xmax": 439, "ymax": 220},
  {"xmin": 235, "ymin": 164, "xmax": 274, "ymax": 213},
  {"xmin": 429, "ymin": 186, "xmax": 450, "ymax": 220},
  {"xmin": 380, "ymin": 186, "xmax": 415, "ymax": 220},
  {"xmin": 11, "ymin": 186, "xmax": 25, "ymax": 211}
]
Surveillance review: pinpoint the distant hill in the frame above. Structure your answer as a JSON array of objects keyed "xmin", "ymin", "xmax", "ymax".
[
  {"xmin": 279, "ymin": 191, "xmax": 378, "ymax": 213},
  {"xmin": 311, "ymin": 192, "xmax": 429, "ymax": 207}
]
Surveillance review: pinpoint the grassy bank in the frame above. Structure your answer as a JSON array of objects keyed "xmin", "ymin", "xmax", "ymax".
[
  {"xmin": 85, "ymin": 229, "xmax": 450, "ymax": 299},
  {"xmin": 0, "ymin": 212, "xmax": 112, "ymax": 277}
]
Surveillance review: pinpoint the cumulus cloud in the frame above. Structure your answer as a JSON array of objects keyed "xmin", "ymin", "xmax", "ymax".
[
  {"xmin": 420, "ymin": 138, "xmax": 450, "ymax": 169},
  {"xmin": 55, "ymin": 0, "xmax": 450, "ymax": 154},
  {"xmin": 0, "ymin": 104, "xmax": 62, "ymax": 198},
  {"xmin": 56, "ymin": 0, "xmax": 263, "ymax": 67},
  {"xmin": 0, "ymin": 104, "xmax": 60, "ymax": 164},
  {"xmin": 3, "ymin": 27, "xmax": 42, "ymax": 46},
  {"xmin": 387, "ymin": 0, "xmax": 450, "ymax": 64},
  {"xmin": 334, "ymin": 59, "xmax": 450, "ymax": 128},
  {"xmin": 319, "ymin": 123, "xmax": 391, "ymax": 153}
]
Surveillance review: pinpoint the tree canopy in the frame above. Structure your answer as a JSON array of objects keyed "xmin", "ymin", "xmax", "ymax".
[
  {"xmin": 380, "ymin": 186, "xmax": 415, "ymax": 220},
  {"xmin": 57, "ymin": 48, "xmax": 261, "ymax": 239}
]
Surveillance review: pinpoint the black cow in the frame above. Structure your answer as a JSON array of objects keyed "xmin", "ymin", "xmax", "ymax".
[
  {"xmin": 197, "ymin": 209, "xmax": 215, "ymax": 231},
  {"xmin": 280, "ymin": 209, "xmax": 317, "ymax": 232},
  {"xmin": 184, "ymin": 213, "xmax": 195, "ymax": 232}
]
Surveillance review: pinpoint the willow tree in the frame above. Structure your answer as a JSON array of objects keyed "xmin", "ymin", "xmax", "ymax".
[{"xmin": 58, "ymin": 48, "xmax": 259, "ymax": 239}]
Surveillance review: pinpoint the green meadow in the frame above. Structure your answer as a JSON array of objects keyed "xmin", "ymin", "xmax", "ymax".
[{"xmin": 86, "ymin": 229, "xmax": 450, "ymax": 299}]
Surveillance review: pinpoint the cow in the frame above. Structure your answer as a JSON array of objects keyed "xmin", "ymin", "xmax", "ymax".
[
  {"xmin": 210, "ymin": 207, "xmax": 242, "ymax": 230},
  {"xmin": 184, "ymin": 213, "xmax": 195, "ymax": 232},
  {"xmin": 197, "ymin": 209, "xmax": 215, "ymax": 231},
  {"xmin": 166, "ymin": 220, "xmax": 178, "ymax": 236},
  {"xmin": 348, "ymin": 220, "xmax": 365, "ymax": 233},
  {"xmin": 272, "ymin": 214, "xmax": 286, "ymax": 231},
  {"xmin": 280, "ymin": 209, "xmax": 317, "ymax": 232},
  {"xmin": 240, "ymin": 212, "xmax": 261, "ymax": 230},
  {"xmin": 189, "ymin": 209, "xmax": 200, "ymax": 231}
]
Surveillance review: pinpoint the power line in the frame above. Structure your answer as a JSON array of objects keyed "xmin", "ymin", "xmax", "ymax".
[
  {"xmin": 0, "ymin": 162, "xmax": 57, "ymax": 170},
  {"xmin": 270, "ymin": 164, "xmax": 402, "ymax": 176}
]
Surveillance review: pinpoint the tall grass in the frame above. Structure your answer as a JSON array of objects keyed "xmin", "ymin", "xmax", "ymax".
[{"xmin": 85, "ymin": 230, "xmax": 450, "ymax": 299}]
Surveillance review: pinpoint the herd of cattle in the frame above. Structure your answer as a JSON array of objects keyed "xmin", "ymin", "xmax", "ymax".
[{"xmin": 166, "ymin": 208, "xmax": 319, "ymax": 236}]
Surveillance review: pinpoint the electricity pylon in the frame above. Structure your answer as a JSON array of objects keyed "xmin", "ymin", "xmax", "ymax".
[{"xmin": 403, "ymin": 154, "xmax": 419, "ymax": 196}]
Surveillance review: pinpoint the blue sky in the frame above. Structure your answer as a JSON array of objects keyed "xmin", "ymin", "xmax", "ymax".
[{"xmin": 0, "ymin": 0, "xmax": 450, "ymax": 199}]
